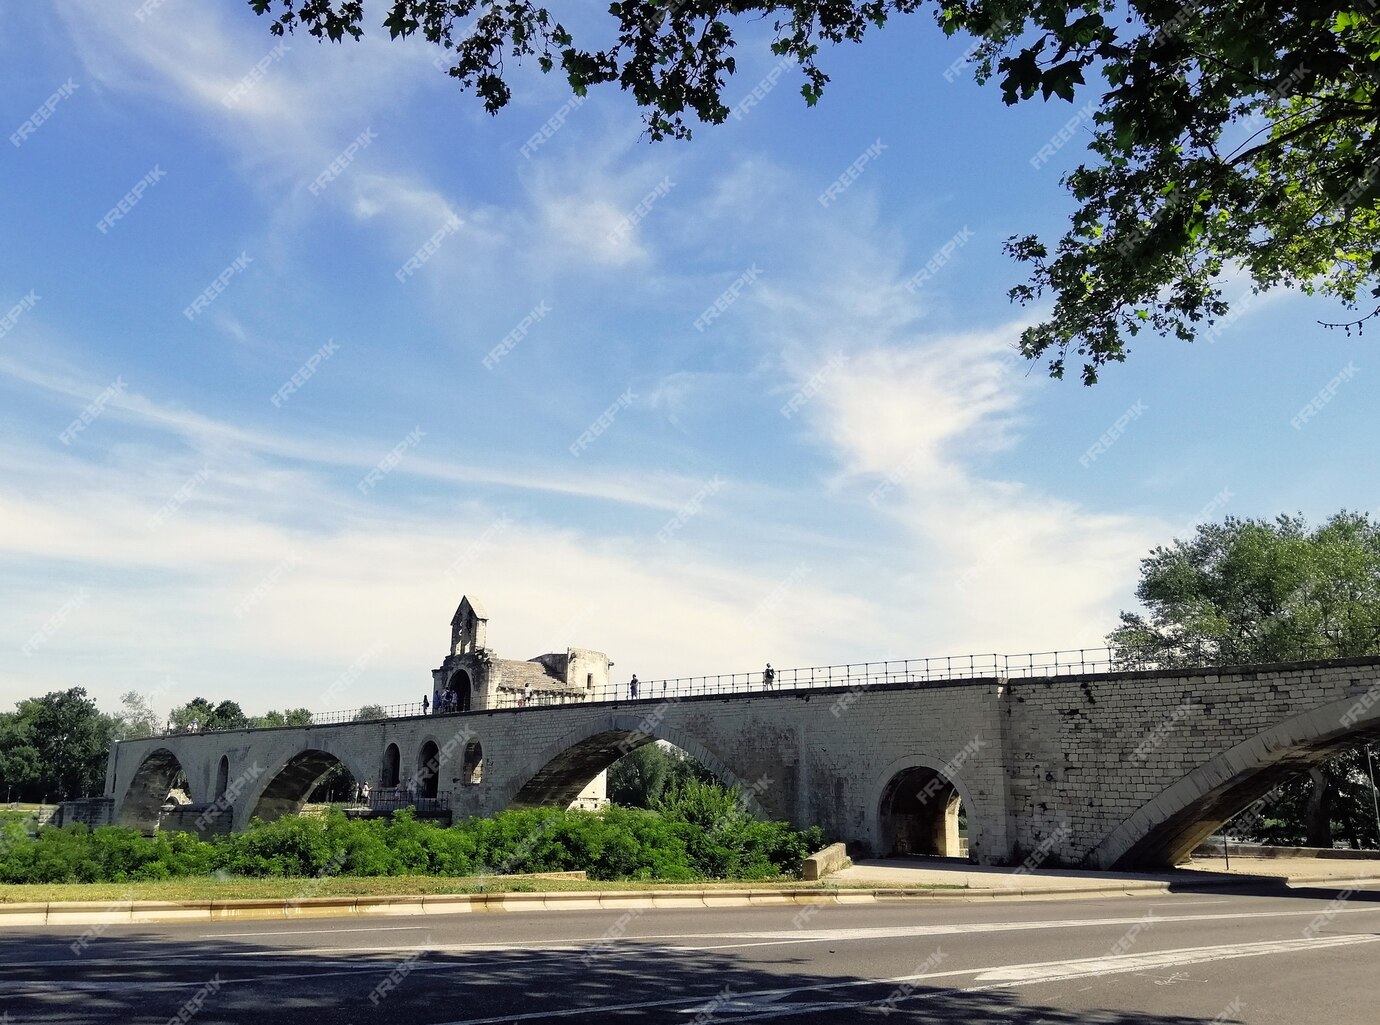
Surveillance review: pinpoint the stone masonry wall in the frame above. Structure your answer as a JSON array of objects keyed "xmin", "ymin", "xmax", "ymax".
[{"xmin": 1002, "ymin": 658, "xmax": 1380, "ymax": 866}]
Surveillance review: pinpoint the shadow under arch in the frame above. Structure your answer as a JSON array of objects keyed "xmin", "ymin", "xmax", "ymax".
[
  {"xmin": 1088, "ymin": 691, "xmax": 1380, "ymax": 869},
  {"xmin": 462, "ymin": 738, "xmax": 483, "ymax": 784},
  {"xmin": 865, "ymin": 753, "xmax": 988, "ymax": 862},
  {"xmin": 878, "ymin": 767, "xmax": 964, "ymax": 857},
  {"xmin": 243, "ymin": 747, "xmax": 369, "ymax": 826},
  {"xmin": 214, "ymin": 755, "xmax": 229, "ymax": 799},
  {"xmin": 381, "ymin": 742, "xmax": 401, "ymax": 787},
  {"xmin": 417, "ymin": 739, "xmax": 441, "ymax": 799},
  {"xmin": 118, "ymin": 748, "xmax": 187, "ymax": 832},
  {"xmin": 505, "ymin": 715, "xmax": 766, "ymax": 817}
]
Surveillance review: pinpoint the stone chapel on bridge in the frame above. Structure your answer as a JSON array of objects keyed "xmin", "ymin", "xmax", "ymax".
[
  {"xmin": 431, "ymin": 596, "xmax": 612, "ymax": 712},
  {"xmin": 431, "ymin": 595, "xmax": 613, "ymax": 807}
]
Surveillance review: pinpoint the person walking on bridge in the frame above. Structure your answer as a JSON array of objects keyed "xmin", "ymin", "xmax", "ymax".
[
  {"xmin": 629, "ymin": 674, "xmax": 639, "ymax": 699},
  {"xmin": 762, "ymin": 663, "xmax": 776, "ymax": 689}
]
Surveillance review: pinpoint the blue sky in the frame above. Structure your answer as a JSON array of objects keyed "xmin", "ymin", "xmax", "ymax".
[{"xmin": 1, "ymin": 1, "xmax": 1373, "ymax": 721}]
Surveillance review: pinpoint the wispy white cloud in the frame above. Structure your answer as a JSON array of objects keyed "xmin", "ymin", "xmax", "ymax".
[
  {"xmin": 0, "ymin": 355, "xmax": 704, "ymax": 511},
  {"xmin": 0, "ymin": 426, "xmax": 879, "ymax": 716},
  {"xmin": 807, "ymin": 330, "xmax": 1160, "ymax": 652},
  {"xmin": 57, "ymin": 0, "xmax": 434, "ymax": 167}
]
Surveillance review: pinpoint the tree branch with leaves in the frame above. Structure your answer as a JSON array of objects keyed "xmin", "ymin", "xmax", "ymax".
[{"xmin": 247, "ymin": 1, "xmax": 1380, "ymax": 382}]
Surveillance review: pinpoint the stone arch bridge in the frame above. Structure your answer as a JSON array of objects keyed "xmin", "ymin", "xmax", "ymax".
[{"xmin": 103, "ymin": 655, "xmax": 1380, "ymax": 869}]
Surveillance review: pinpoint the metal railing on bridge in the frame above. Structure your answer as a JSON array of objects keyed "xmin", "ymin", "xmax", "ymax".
[
  {"xmin": 149, "ymin": 643, "xmax": 1363, "ymax": 735},
  {"xmin": 309, "ymin": 702, "xmax": 426, "ymax": 725},
  {"xmin": 584, "ymin": 647, "xmax": 1123, "ymax": 704}
]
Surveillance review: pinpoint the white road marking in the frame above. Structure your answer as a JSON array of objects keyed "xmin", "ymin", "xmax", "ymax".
[
  {"xmin": 661, "ymin": 904, "xmax": 1380, "ymax": 948},
  {"xmin": 422, "ymin": 933, "xmax": 1380, "ymax": 1025},
  {"xmin": 707, "ymin": 935, "xmax": 1380, "ymax": 1023},
  {"xmin": 213, "ymin": 900, "xmax": 1380, "ymax": 960},
  {"xmin": 972, "ymin": 934, "xmax": 1374, "ymax": 983},
  {"xmin": 679, "ymin": 992, "xmax": 796, "ymax": 1014}
]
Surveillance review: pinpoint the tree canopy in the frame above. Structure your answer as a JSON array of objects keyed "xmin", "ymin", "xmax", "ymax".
[
  {"xmin": 249, "ymin": 1, "xmax": 1380, "ymax": 382},
  {"xmin": 1110, "ymin": 511, "xmax": 1380, "ymax": 667},
  {"xmin": 0, "ymin": 690, "xmax": 355, "ymax": 806},
  {"xmin": 111, "ymin": 690, "xmax": 162, "ymax": 740},
  {"xmin": 0, "ymin": 688, "xmax": 114, "ymax": 801},
  {"xmin": 1109, "ymin": 511, "xmax": 1380, "ymax": 847},
  {"xmin": 169, "ymin": 698, "xmax": 250, "ymax": 733},
  {"xmin": 253, "ymin": 708, "xmax": 315, "ymax": 728},
  {"xmin": 607, "ymin": 741, "xmax": 716, "ymax": 808}
]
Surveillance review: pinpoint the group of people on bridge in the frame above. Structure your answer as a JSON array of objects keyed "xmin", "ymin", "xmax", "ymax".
[{"xmin": 422, "ymin": 691, "xmax": 464, "ymax": 715}]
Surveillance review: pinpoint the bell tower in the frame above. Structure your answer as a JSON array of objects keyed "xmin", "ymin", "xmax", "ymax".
[{"xmin": 451, "ymin": 595, "xmax": 488, "ymax": 656}]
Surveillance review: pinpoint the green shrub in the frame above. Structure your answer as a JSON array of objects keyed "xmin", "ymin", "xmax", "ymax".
[
  {"xmin": 337, "ymin": 817, "xmax": 399, "ymax": 877},
  {"xmin": 0, "ymin": 824, "xmax": 103, "ymax": 884},
  {"xmin": 0, "ymin": 782, "xmax": 829, "ymax": 885}
]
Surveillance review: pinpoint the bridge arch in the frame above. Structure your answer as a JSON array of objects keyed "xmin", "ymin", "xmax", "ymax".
[
  {"xmin": 504, "ymin": 715, "xmax": 765, "ymax": 816},
  {"xmin": 1087, "ymin": 692, "xmax": 1380, "ymax": 869},
  {"xmin": 243, "ymin": 747, "xmax": 370, "ymax": 827},
  {"xmin": 866, "ymin": 753, "xmax": 989, "ymax": 862},
  {"xmin": 462, "ymin": 739, "xmax": 483, "ymax": 784},
  {"xmin": 416, "ymin": 739, "xmax": 441, "ymax": 799},
  {"xmin": 381, "ymin": 743, "xmax": 401, "ymax": 788},
  {"xmin": 118, "ymin": 748, "xmax": 188, "ymax": 832},
  {"xmin": 214, "ymin": 755, "xmax": 230, "ymax": 799}
]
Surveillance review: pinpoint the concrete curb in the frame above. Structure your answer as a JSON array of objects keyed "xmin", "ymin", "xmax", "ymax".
[
  {"xmin": 0, "ymin": 888, "xmax": 881, "ymax": 926},
  {"xmin": 2, "ymin": 871, "xmax": 1370, "ymax": 928}
]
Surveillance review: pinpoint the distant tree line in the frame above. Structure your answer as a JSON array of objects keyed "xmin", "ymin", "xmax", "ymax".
[{"xmin": 0, "ymin": 690, "xmax": 317, "ymax": 804}]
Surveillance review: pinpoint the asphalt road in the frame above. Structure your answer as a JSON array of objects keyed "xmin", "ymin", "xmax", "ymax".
[{"xmin": 4, "ymin": 882, "xmax": 1380, "ymax": 1024}]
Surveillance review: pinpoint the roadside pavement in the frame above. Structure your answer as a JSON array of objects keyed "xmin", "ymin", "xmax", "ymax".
[{"xmin": 832, "ymin": 854, "xmax": 1380, "ymax": 893}]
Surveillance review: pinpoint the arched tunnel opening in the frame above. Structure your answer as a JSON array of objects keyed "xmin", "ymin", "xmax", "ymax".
[
  {"xmin": 511, "ymin": 731, "xmax": 744, "ymax": 815},
  {"xmin": 306, "ymin": 760, "xmax": 358, "ymax": 804},
  {"xmin": 249, "ymin": 749, "xmax": 355, "ymax": 824},
  {"xmin": 381, "ymin": 743, "xmax": 401, "ymax": 788},
  {"xmin": 416, "ymin": 741, "xmax": 441, "ymax": 800},
  {"xmin": 446, "ymin": 668, "xmax": 473, "ymax": 713},
  {"xmin": 118, "ymin": 748, "xmax": 187, "ymax": 833},
  {"xmin": 878, "ymin": 765, "xmax": 967, "ymax": 859}
]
